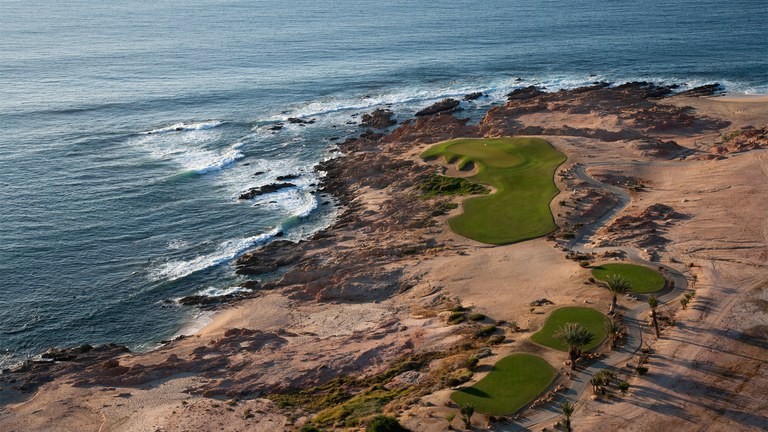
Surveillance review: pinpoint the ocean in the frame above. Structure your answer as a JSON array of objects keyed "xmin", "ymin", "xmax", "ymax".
[{"xmin": 1, "ymin": 0, "xmax": 766, "ymax": 368}]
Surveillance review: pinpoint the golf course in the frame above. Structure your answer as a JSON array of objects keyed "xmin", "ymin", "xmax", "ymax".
[
  {"xmin": 531, "ymin": 307, "xmax": 609, "ymax": 351},
  {"xmin": 420, "ymin": 137, "xmax": 566, "ymax": 245},
  {"xmin": 450, "ymin": 353, "xmax": 557, "ymax": 415},
  {"xmin": 592, "ymin": 263, "xmax": 666, "ymax": 293}
]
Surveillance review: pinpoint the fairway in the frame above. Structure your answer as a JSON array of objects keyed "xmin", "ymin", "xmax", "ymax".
[
  {"xmin": 531, "ymin": 307, "xmax": 609, "ymax": 352},
  {"xmin": 592, "ymin": 263, "xmax": 666, "ymax": 293},
  {"xmin": 420, "ymin": 137, "xmax": 566, "ymax": 244},
  {"xmin": 450, "ymin": 353, "xmax": 556, "ymax": 415}
]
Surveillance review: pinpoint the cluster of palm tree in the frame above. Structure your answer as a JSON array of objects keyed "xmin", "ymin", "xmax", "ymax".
[{"xmin": 589, "ymin": 369, "xmax": 617, "ymax": 396}]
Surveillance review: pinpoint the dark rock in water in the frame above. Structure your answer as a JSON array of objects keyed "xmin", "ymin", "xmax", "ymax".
[
  {"xmin": 239, "ymin": 182, "xmax": 296, "ymax": 200},
  {"xmin": 253, "ymin": 171, "xmax": 266, "ymax": 176},
  {"xmin": 268, "ymin": 124, "xmax": 283, "ymax": 131},
  {"xmin": 675, "ymin": 83, "xmax": 722, "ymax": 97},
  {"xmin": 515, "ymin": 77, "xmax": 523, "ymax": 82},
  {"xmin": 328, "ymin": 136, "xmax": 340, "ymax": 141},
  {"xmin": 507, "ymin": 85, "xmax": 546, "ymax": 100},
  {"xmin": 360, "ymin": 108, "xmax": 397, "ymax": 129},
  {"xmin": 463, "ymin": 92, "xmax": 483, "ymax": 101},
  {"xmin": 415, "ymin": 98, "xmax": 461, "ymax": 116},
  {"xmin": 276, "ymin": 174, "xmax": 301, "ymax": 181},
  {"xmin": 287, "ymin": 117, "xmax": 315, "ymax": 124}
]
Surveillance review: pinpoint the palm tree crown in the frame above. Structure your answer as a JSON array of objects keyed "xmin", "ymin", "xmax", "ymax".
[
  {"xmin": 604, "ymin": 274, "xmax": 631, "ymax": 314},
  {"xmin": 555, "ymin": 322, "xmax": 595, "ymax": 369}
]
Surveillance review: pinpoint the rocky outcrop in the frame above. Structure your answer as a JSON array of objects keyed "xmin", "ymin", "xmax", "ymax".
[
  {"xmin": 596, "ymin": 204, "xmax": 688, "ymax": 250},
  {"xmin": 507, "ymin": 85, "xmax": 546, "ymax": 100},
  {"xmin": 239, "ymin": 183, "xmax": 296, "ymax": 200},
  {"xmin": 415, "ymin": 98, "xmax": 461, "ymax": 116},
  {"xmin": 236, "ymin": 240, "xmax": 307, "ymax": 276},
  {"xmin": 480, "ymin": 81, "xmax": 731, "ymax": 139},
  {"xmin": 632, "ymin": 139, "xmax": 691, "ymax": 159},
  {"xmin": 360, "ymin": 108, "xmax": 397, "ymax": 129},
  {"xmin": 675, "ymin": 83, "xmax": 722, "ymax": 97},
  {"xmin": 0, "ymin": 344, "xmax": 130, "ymax": 393},
  {"xmin": 713, "ymin": 127, "xmax": 768, "ymax": 154},
  {"xmin": 463, "ymin": 92, "xmax": 483, "ymax": 101}
]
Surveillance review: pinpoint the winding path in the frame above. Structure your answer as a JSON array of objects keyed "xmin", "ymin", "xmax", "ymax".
[{"xmin": 499, "ymin": 162, "xmax": 689, "ymax": 431}]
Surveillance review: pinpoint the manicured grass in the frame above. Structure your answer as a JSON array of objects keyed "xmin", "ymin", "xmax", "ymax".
[
  {"xmin": 531, "ymin": 307, "xmax": 609, "ymax": 352},
  {"xmin": 450, "ymin": 353, "xmax": 556, "ymax": 415},
  {"xmin": 420, "ymin": 137, "xmax": 566, "ymax": 245},
  {"xmin": 592, "ymin": 263, "xmax": 665, "ymax": 293}
]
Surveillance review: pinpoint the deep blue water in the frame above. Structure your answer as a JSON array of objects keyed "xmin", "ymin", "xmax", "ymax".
[{"xmin": 1, "ymin": 0, "xmax": 766, "ymax": 367}]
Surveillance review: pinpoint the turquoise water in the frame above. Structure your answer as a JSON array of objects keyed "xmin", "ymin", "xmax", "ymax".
[{"xmin": 1, "ymin": 0, "xmax": 766, "ymax": 367}]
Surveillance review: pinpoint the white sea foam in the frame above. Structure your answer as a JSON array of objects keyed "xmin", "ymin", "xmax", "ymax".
[
  {"xmin": 152, "ymin": 227, "xmax": 282, "ymax": 281},
  {"xmin": 188, "ymin": 142, "xmax": 244, "ymax": 174},
  {"xmin": 196, "ymin": 285, "xmax": 252, "ymax": 298},
  {"xmin": 143, "ymin": 120, "xmax": 224, "ymax": 135},
  {"xmin": 132, "ymin": 125, "xmax": 244, "ymax": 175}
]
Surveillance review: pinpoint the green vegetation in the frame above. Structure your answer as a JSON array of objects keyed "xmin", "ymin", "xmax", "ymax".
[
  {"xmin": 314, "ymin": 387, "xmax": 402, "ymax": 427},
  {"xmin": 591, "ymin": 263, "xmax": 665, "ymax": 293},
  {"xmin": 419, "ymin": 172, "xmax": 489, "ymax": 197},
  {"xmin": 366, "ymin": 415, "xmax": 410, "ymax": 432},
  {"xmin": 531, "ymin": 307, "xmax": 609, "ymax": 352},
  {"xmin": 450, "ymin": 353, "xmax": 557, "ymax": 415},
  {"xmin": 420, "ymin": 137, "xmax": 566, "ymax": 244},
  {"xmin": 468, "ymin": 313, "xmax": 486, "ymax": 321}
]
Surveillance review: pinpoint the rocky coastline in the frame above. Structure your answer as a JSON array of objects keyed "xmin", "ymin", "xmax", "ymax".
[{"xmin": 2, "ymin": 81, "xmax": 766, "ymax": 432}]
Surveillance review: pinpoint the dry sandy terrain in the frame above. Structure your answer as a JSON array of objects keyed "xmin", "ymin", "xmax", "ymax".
[{"xmin": 1, "ymin": 87, "xmax": 766, "ymax": 432}]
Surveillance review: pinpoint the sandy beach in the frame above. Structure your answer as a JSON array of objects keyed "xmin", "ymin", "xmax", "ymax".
[{"xmin": 1, "ymin": 84, "xmax": 766, "ymax": 431}]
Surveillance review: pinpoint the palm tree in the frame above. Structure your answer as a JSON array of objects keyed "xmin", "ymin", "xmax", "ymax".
[
  {"xmin": 647, "ymin": 295, "xmax": 660, "ymax": 338},
  {"xmin": 604, "ymin": 319, "xmax": 625, "ymax": 349},
  {"xmin": 555, "ymin": 322, "xmax": 595, "ymax": 370},
  {"xmin": 561, "ymin": 401, "xmax": 575, "ymax": 432},
  {"xmin": 459, "ymin": 404, "xmax": 474, "ymax": 429},
  {"xmin": 444, "ymin": 412, "xmax": 456, "ymax": 430},
  {"xmin": 603, "ymin": 274, "xmax": 631, "ymax": 315}
]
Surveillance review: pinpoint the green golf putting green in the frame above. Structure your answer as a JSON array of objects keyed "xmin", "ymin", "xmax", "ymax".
[
  {"xmin": 450, "ymin": 353, "xmax": 556, "ymax": 415},
  {"xmin": 420, "ymin": 137, "xmax": 566, "ymax": 245},
  {"xmin": 531, "ymin": 307, "xmax": 609, "ymax": 352},
  {"xmin": 591, "ymin": 263, "xmax": 666, "ymax": 293}
]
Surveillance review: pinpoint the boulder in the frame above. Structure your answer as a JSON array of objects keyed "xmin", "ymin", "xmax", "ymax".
[
  {"xmin": 360, "ymin": 108, "xmax": 397, "ymax": 128},
  {"xmin": 415, "ymin": 98, "xmax": 461, "ymax": 116}
]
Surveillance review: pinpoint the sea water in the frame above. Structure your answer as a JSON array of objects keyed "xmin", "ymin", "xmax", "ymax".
[{"xmin": 1, "ymin": 0, "xmax": 766, "ymax": 367}]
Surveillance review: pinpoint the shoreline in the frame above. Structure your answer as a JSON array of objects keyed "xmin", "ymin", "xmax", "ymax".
[{"xmin": 2, "ymin": 81, "xmax": 767, "ymax": 432}]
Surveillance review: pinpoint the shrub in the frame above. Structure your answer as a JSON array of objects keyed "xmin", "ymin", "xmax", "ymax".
[
  {"xmin": 617, "ymin": 381, "xmax": 630, "ymax": 395},
  {"xmin": 486, "ymin": 334, "xmax": 505, "ymax": 345},
  {"xmin": 635, "ymin": 366, "xmax": 648, "ymax": 376},
  {"xmin": 580, "ymin": 261, "xmax": 591, "ymax": 268},
  {"xmin": 465, "ymin": 356, "xmax": 480, "ymax": 370},
  {"xmin": 243, "ymin": 408, "xmax": 254, "ymax": 419},
  {"xmin": 448, "ymin": 312, "xmax": 466, "ymax": 325},
  {"xmin": 419, "ymin": 173, "xmax": 489, "ymax": 197},
  {"xmin": 468, "ymin": 313, "xmax": 486, "ymax": 322},
  {"xmin": 474, "ymin": 325, "xmax": 497, "ymax": 338},
  {"xmin": 300, "ymin": 426, "xmax": 325, "ymax": 432},
  {"xmin": 459, "ymin": 404, "xmax": 475, "ymax": 428},
  {"xmin": 366, "ymin": 415, "xmax": 410, "ymax": 432}
]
